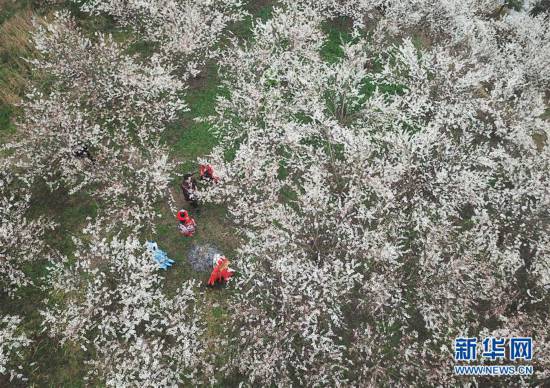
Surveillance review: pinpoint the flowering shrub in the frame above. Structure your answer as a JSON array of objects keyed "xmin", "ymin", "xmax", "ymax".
[
  {"xmin": 12, "ymin": 13, "xmax": 182, "ymax": 223},
  {"xmin": 41, "ymin": 225, "xmax": 205, "ymax": 386},
  {"xmin": 1, "ymin": 0, "xmax": 548, "ymax": 386},
  {"xmin": 0, "ymin": 161, "xmax": 54, "ymax": 297},
  {"xmin": 0, "ymin": 315, "xmax": 31, "ymax": 382},
  {"xmin": 78, "ymin": 0, "xmax": 246, "ymax": 69},
  {"xmin": 201, "ymin": 2, "xmax": 550, "ymax": 385}
]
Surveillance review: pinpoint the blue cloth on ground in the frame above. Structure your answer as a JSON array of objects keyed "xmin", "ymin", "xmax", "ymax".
[{"xmin": 146, "ymin": 241, "xmax": 175, "ymax": 270}]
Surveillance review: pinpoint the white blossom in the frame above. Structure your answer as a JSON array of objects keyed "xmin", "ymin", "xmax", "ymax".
[
  {"xmin": 78, "ymin": 0, "xmax": 246, "ymax": 66},
  {"xmin": 201, "ymin": 3, "xmax": 549, "ymax": 385},
  {"xmin": 0, "ymin": 161, "xmax": 55, "ymax": 297},
  {"xmin": 41, "ymin": 227, "xmax": 205, "ymax": 386},
  {"xmin": 0, "ymin": 315, "xmax": 31, "ymax": 381}
]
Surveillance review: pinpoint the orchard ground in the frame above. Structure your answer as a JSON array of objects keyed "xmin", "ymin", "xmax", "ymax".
[{"xmin": 2, "ymin": 1, "xmax": 548, "ymax": 386}]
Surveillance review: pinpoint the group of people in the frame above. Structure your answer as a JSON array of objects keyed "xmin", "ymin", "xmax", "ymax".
[
  {"xmin": 180, "ymin": 163, "xmax": 219, "ymax": 207},
  {"xmin": 177, "ymin": 163, "xmax": 234, "ymax": 286},
  {"xmin": 177, "ymin": 163, "xmax": 218, "ymax": 236}
]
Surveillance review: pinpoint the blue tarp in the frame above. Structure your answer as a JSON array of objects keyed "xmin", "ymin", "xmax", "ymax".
[{"xmin": 146, "ymin": 241, "xmax": 175, "ymax": 270}]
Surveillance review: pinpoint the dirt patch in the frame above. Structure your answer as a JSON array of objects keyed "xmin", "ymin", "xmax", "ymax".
[
  {"xmin": 188, "ymin": 243, "xmax": 221, "ymax": 272},
  {"xmin": 187, "ymin": 64, "xmax": 211, "ymax": 91}
]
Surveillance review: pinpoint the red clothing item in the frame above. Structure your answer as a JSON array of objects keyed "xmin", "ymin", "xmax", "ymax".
[
  {"xmin": 199, "ymin": 163, "xmax": 219, "ymax": 183},
  {"xmin": 177, "ymin": 209, "xmax": 189, "ymax": 221},
  {"xmin": 208, "ymin": 256, "xmax": 234, "ymax": 285},
  {"xmin": 178, "ymin": 212, "xmax": 196, "ymax": 237}
]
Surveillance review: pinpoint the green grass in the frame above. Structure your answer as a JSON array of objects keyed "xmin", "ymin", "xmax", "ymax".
[
  {"xmin": 256, "ymin": 3, "xmax": 274, "ymax": 21},
  {"xmin": 156, "ymin": 62, "xmax": 239, "ymax": 290},
  {"xmin": 125, "ymin": 38, "xmax": 159, "ymax": 58},
  {"xmin": 28, "ymin": 185, "xmax": 99, "ymax": 255},
  {"xmin": 160, "ymin": 62, "xmax": 222, "ymax": 175},
  {"xmin": 320, "ymin": 16, "xmax": 354, "ymax": 63},
  {"xmin": 26, "ymin": 339, "xmax": 89, "ymax": 387},
  {"xmin": 0, "ymin": 9, "xmax": 35, "ymax": 139},
  {"xmin": 0, "ymin": 102, "xmax": 15, "ymax": 137},
  {"xmin": 0, "ymin": 0, "xmax": 31, "ymax": 25}
]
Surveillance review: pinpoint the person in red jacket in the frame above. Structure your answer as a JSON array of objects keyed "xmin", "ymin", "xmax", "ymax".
[
  {"xmin": 208, "ymin": 255, "xmax": 235, "ymax": 286},
  {"xmin": 177, "ymin": 209, "xmax": 196, "ymax": 237},
  {"xmin": 199, "ymin": 163, "xmax": 219, "ymax": 183}
]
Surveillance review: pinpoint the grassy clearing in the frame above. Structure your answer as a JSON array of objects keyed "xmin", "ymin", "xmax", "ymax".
[
  {"xmin": 152, "ymin": 2, "xmax": 280, "ymax": 373},
  {"xmin": 154, "ymin": 60, "xmax": 238, "ymax": 362},
  {"xmin": 156, "ymin": 0, "xmax": 280, "ymax": 280}
]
